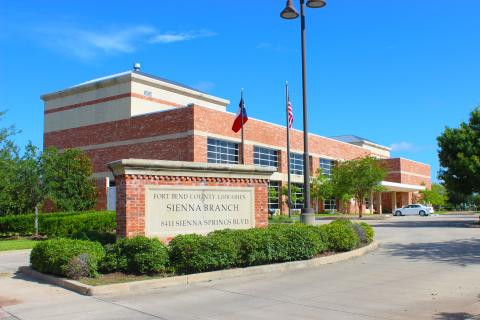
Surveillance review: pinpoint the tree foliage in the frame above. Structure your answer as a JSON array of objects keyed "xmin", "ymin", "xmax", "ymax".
[
  {"xmin": 331, "ymin": 156, "xmax": 386, "ymax": 217},
  {"xmin": 282, "ymin": 184, "xmax": 303, "ymax": 210},
  {"xmin": 437, "ymin": 107, "xmax": 480, "ymax": 195},
  {"xmin": 0, "ymin": 112, "xmax": 97, "ymax": 214},
  {"xmin": 420, "ymin": 183, "xmax": 447, "ymax": 207},
  {"xmin": 310, "ymin": 168, "xmax": 333, "ymax": 212},
  {"xmin": 41, "ymin": 147, "xmax": 97, "ymax": 212}
]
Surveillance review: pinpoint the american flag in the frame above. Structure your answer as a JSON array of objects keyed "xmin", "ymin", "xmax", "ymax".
[{"xmin": 287, "ymin": 100, "xmax": 294, "ymax": 128}]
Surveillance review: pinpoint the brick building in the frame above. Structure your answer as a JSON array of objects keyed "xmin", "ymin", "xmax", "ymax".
[{"xmin": 42, "ymin": 68, "xmax": 431, "ymax": 214}]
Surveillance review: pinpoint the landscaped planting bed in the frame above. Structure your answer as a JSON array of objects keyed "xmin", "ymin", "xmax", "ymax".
[{"xmin": 29, "ymin": 220, "xmax": 375, "ymax": 283}]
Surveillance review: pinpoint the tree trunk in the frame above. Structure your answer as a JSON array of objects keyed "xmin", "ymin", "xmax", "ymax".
[{"xmin": 358, "ymin": 198, "xmax": 363, "ymax": 219}]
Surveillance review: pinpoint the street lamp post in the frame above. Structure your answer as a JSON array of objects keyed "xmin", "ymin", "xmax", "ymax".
[{"xmin": 281, "ymin": 0, "xmax": 326, "ymax": 225}]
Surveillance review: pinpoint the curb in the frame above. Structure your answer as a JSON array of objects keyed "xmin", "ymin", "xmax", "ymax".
[
  {"xmin": 18, "ymin": 240, "xmax": 379, "ymax": 296},
  {"xmin": 0, "ymin": 249, "xmax": 32, "ymax": 256}
]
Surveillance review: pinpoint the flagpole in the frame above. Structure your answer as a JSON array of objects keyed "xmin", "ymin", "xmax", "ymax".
[
  {"xmin": 241, "ymin": 88, "xmax": 245, "ymax": 165},
  {"xmin": 286, "ymin": 81, "xmax": 292, "ymax": 218}
]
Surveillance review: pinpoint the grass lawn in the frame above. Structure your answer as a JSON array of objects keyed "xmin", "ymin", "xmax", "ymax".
[
  {"xmin": 79, "ymin": 272, "xmax": 172, "ymax": 286},
  {"xmin": 0, "ymin": 239, "xmax": 38, "ymax": 251}
]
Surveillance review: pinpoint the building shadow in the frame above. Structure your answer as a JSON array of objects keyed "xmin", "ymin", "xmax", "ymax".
[
  {"xmin": 382, "ymin": 238, "xmax": 480, "ymax": 267},
  {"xmin": 433, "ymin": 312, "xmax": 479, "ymax": 320}
]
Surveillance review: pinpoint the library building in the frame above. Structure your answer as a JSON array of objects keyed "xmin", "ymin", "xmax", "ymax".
[{"xmin": 42, "ymin": 66, "xmax": 431, "ymax": 222}]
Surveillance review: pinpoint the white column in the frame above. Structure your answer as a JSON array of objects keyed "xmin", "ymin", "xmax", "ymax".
[
  {"xmin": 377, "ymin": 192, "xmax": 382, "ymax": 214},
  {"xmin": 392, "ymin": 191, "xmax": 397, "ymax": 213}
]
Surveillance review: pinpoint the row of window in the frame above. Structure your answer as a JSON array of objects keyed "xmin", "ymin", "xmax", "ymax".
[
  {"xmin": 207, "ymin": 138, "xmax": 335, "ymax": 175},
  {"xmin": 268, "ymin": 181, "xmax": 337, "ymax": 211}
]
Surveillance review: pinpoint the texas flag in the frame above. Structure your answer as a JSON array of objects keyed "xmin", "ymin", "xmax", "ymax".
[{"xmin": 231, "ymin": 96, "xmax": 248, "ymax": 133}]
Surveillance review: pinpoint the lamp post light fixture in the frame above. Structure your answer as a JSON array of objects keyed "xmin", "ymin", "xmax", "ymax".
[{"xmin": 280, "ymin": 0, "xmax": 326, "ymax": 225}]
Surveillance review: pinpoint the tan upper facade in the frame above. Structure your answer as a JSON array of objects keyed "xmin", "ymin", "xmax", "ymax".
[{"xmin": 42, "ymin": 71, "xmax": 229, "ymax": 133}]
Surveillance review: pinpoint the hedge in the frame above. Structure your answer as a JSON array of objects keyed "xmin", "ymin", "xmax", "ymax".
[
  {"xmin": 0, "ymin": 211, "xmax": 116, "ymax": 237},
  {"xmin": 30, "ymin": 220, "xmax": 375, "ymax": 279},
  {"xmin": 99, "ymin": 237, "xmax": 169, "ymax": 275},
  {"xmin": 170, "ymin": 224, "xmax": 328, "ymax": 274},
  {"xmin": 30, "ymin": 238, "xmax": 105, "ymax": 278},
  {"xmin": 320, "ymin": 219, "xmax": 359, "ymax": 252}
]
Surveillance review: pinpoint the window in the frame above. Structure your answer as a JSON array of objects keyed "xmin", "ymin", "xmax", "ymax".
[
  {"xmin": 320, "ymin": 158, "xmax": 335, "ymax": 178},
  {"xmin": 207, "ymin": 138, "xmax": 239, "ymax": 164},
  {"xmin": 254, "ymin": 146, "xmax": 278, "ymax": 168},
  {"xmin": 292, "ymin": 183, "xmax": 304, "ymax": 209},
  {"xmin": 324, "ymin": 198, "xmax": 337, "ymax": 211},
  {"xmin": 268, "ymin": 181, "xmax": 280, "ymax": 210},
  {"xmin": 289, "ymin": 153, "xmax": 304, "ymax": 175}
]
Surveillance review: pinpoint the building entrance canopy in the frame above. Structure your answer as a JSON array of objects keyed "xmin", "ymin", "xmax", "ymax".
[{"xmin": 380, "ymin": 181, "xmax": 426, "ymax": 193}]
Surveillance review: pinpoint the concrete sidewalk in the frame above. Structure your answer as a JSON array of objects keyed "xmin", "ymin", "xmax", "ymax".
[{"xmin": 1, "ymin": 215, "xmax": 480, "ymax": 319}]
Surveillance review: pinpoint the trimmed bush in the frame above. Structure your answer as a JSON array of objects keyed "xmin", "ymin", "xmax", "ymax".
[
  {"xmin": 169, "ymin": 231, "xmax": 240, "ymax": 274},
  {"xmin": 0, "ymin": 211, "xmax": 116, "ymax": 237},
  {"xmin": 100, "ymin": 236, "xmax": 169, "ymax": 275},
  {"xmin": 359, "ymin": 222, "xmax": 374, "ymax": 243},
  {"xmin": 321, "ymin": 220, "xmax": 359, "ymax": 252},
  {"xmin": 30, "ymin": 238, "xmax": 104, "ymax": 277},
  {"xmin": 70, "ymin": 229, "xmax": 116, "ymax": 245},
  {"xmin": 170, "ymin": 224, "xmax": 327, "ymax": 273}
]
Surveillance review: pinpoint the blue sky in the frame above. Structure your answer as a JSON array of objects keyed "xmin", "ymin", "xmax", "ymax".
[{"xmin": 1, "ymin": 0, "xmax": 480, "ymax": 182}]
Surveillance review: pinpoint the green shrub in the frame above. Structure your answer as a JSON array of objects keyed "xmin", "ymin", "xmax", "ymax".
[
  {"xmin": 359, "ymin": 222, "xmax": 374, "ymax": 243},
  {"xmin": 321, "ymin": 220, "xmax": 359, "ymax": 252},
  {"xmin": 100, "ymin": 237, "xmax": 169, "ymax": 275},
  {"xmin": 30, "ymin": 238, "xmax": 104, "ymax": 277},
  {"xmin": 169, "ymin": 231, "xmax": 240, "ymax": 274},
  {"xmin": 0, "ymin": 211, "xmax": 116, "ymax": 237},
  {"xmin": 70, "ymin": 229, "xmax": 116, "ymax": 245},
  {"xmin": 237, "ymin": 224, "xmax": 324, "ymax": 266}
]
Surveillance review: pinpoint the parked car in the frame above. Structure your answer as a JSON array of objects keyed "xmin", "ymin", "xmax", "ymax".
[{"xmin": 393, "ymin": 204, "xmax": 434, "ymax": 216}]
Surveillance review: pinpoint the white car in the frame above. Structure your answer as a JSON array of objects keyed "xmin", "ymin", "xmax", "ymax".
[{"xmin": 393, "ymin": 204, "xmax": 434, "ymax": 216}]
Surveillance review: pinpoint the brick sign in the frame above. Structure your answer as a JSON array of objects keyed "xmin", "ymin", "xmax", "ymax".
[{"xmin": 145, "ymin": 185, "xmax": 255, "ymax": 237}]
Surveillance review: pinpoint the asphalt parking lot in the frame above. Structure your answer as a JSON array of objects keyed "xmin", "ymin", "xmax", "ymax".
[{"xmin": 1, "ymin": 215, "xmax": 479, "ymax": 320}]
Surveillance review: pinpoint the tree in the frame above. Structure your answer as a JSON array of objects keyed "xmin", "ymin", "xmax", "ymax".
[
  {"xmin": 331, "ymin": 156, "xmax": 386, "ymax": 218},
  {"xmin": 282, "ymin": 184, "xmax": 303, "ymax": 211},
  {"xmin": 310, "ymin": 168, "xmax": 333, "ymax": 212},
  {"xmin": 437, "ymin": 107, "xmax": 480, "ymax": 196},
  {"xmin": 41, "ymin": 147, "xmax": 97, "ymax": 212},
  {"xmin": 420, "ymin": 183, "xmax": 447, "ymax": 208}
]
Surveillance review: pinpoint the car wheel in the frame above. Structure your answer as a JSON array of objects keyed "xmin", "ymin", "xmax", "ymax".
[
  {"xmin": 419, "ymin": 210, "xmax": 426, "ymax": 216},
  {"xmin": 395, "ymin": 210, "xmax": 402, "ymax": 216}
]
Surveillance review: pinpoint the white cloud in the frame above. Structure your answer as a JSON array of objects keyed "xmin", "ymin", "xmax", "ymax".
[
  {"xmin": 37, "ymin": 25, "xmax": 155, "ymax": 60},
  {"xmin": 149, "ymin": 30, "xmax": 217, "ymax": 44},
  {"xmin": 390, "ymin": 141, "xmax": 417, "ymax": 152},
  {"xmin": 34, "ymin": 25, "xmax": 216, "ymax": 60}
]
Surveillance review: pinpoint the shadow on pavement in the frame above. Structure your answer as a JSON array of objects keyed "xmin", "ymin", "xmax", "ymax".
[
  {"xmin": 382, "ymin": 238, "xmax": 480, "ymax": 266},
  {"xmin": 434, "ymin": 312, "xmax": 479, "ymax": 320},
  {"xmin": 370, "ymin": 220, "xmax": 479, "ymax": 229}
]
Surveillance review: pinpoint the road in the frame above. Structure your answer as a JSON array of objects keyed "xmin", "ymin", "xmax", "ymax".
[{"xmin": 1, "ymin": 215, "xmax": 479, "ymax": 320}]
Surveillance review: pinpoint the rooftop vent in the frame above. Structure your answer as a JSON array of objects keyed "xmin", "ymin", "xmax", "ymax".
[{"xmin": 133, "ymin": 63, "xmax": 141, "ymax": 71}]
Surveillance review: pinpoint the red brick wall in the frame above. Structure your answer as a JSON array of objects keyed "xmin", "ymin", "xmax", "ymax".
[
  {"xmin": 192, "ymin": 105, "xmax": 371, "ymax": 167},
  {"xmin": 379, "ymin": 158, "xmax": 431, "ymax": 188},
  {"xmin": 85, "ymin": 137, "xmax": 195, "ymax": 173},
  {"xmin": 96, "ymin": 177, "xmax": 109, "ymax": 211},
  {"xmin": 115, "ymin": 174, "xmax": 269, "ymax": 240},
  {"xmin": 44, "ymin": 106, "xmax": 194, "ymax": 150}
]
